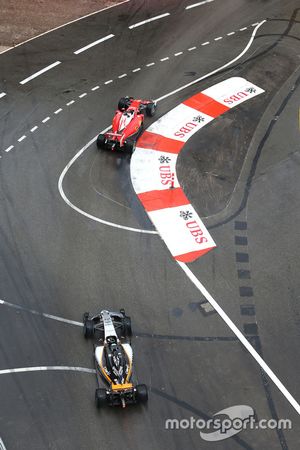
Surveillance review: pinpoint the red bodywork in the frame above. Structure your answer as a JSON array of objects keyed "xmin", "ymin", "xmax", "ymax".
[{"xmin": 104, "ymin": 99, "xmax": 152, "ymax": 149}]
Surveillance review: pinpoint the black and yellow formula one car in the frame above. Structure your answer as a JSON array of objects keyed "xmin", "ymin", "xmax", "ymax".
[{"xmin": 83, "ymin": 309, "xmax": 148, "ymax": 408}]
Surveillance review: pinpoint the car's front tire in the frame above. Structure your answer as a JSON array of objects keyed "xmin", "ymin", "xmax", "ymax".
[
  {"xmin": 118, "ymin": 97, "xmax": 131, "ymax": 111},
  {"xmin": 95, "ymin": 388, "xmax": 107, "ymax": 408},
  {"xmin": 83, "ymin": 319, "xmax": 94, "ymax": 338},
  {"xmin": 96, "ymin": 134, "xmax": 106, "ymax": 149},
  {"xmin": 82, "ymin": 312, "xmax": 89, "ymax": 322},
  {"xmin": 123, "ymin": 316, "xmax": 132, "ymax": 338},
  {"xmin": 146, "ymin": 102, "xmax": 157, "ymax": 117}
]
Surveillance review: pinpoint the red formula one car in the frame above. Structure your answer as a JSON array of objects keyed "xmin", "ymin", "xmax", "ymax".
[{"xmin": 96, "ymin": 96, "xmax": 157, "ymax": 153}]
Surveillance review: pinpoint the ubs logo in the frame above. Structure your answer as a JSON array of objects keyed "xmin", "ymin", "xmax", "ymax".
[
  {"xmin": 180, "ymin": 210, "xmax": 208, "ymax": 245},
  {"xmin": 174, "ymin": 115, "xmax": 205, "ymax": 139},
  {"xmin": 223, "ymin": 86, "xmax": 256, "ymax": 105}
]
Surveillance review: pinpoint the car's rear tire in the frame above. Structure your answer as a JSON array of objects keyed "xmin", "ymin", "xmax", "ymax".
[
  {"xmin": 118, "ymin": 97, "xmax": 131, "ymax": 111},
  {"xmin": 95, "ymin": 388, "xmax": 107, "ymax": 408},
  {"xmin": 146, "ymin": 102, "xmax": 156, "ymax": 117},
  {"xmin": 136, "ymin": 384, "xmax": 148, "ymax": 403},
  {"xmin": 96, "ymin": 134, "xmax": 106, "ymax": 149},
  {"xmin": 83, "ymin": 319, "xmax": 94, "ymax": 338},
  {"xmin": 126, "ymin": 140, "xmax": 136, "ymax": 154}
]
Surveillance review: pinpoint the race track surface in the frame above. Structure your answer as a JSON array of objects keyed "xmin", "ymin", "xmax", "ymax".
[{"xmin": 0, "ymin": 1, "xmax": 300, "ymax": 449}]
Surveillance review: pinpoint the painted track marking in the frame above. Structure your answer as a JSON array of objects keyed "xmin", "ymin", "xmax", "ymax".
[
  {"xmin": 0, "ymin": 298, "xmax": 83, "ymax": 326},
  {"xmin": 4, "ymin": 145, "xmax": 14, "ymax": 153},
  {"xmin": 0, "ymin": 92, "xmax": 6, "ymax": 99},
  {"xmin": 2, "ymin": 20, "xmax": 261, "ymax": 156},
  {"xmin": 0, "ymin": 366, "xmax": 96, "ymax": 375},
  {"xmin": 155, "ymin": 21, "xmax": 266, "ymax": 102},
  {"xmin": 177, "ymin": 261, "xmax": 300, "ymax": 415},
  {"xmin": 74, "ymin": 33, "xmax": 114, "ymax": 55},
  {"xmin": 129, "ymin": 12, "xmax": 170, "ymax": 29},
  {"xmin": 19, "ymin": 61, "xmax": 61, "ymax": 85},
  {"xmin": 186, "ymin": 0, "xmax": 214, "ymax": 10},
  {"xmin": 18, "ymin": 135, "xmax": 26, "ymax": 142},
  {"xmin": 0, "ymin": 437, "xmax": 7, "ymax": 450},
  {"xmin": 131, "ymin": 77, "xmax": 263, "ymax": 262},
  {"xmin": 42, "ymin": 116, "xmax": 50, "ymax": 123},
  {"xmin": 0, "ymin": 0, "xmax": 130, "ymax": 56},
  {"xmin": 58, "ymin": 132, "xmax": 158, "ymax": 234},
  {"xmin": 30, "ymin": 125, "xmax": 38, "ymax": 132}
]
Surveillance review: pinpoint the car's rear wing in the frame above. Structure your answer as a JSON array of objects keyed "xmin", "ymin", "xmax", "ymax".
[{"xmin": 105, "ymin": 131, "xmax": 122, "ymax": 138}]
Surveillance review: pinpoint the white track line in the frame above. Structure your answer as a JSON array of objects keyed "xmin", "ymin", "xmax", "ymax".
[
  {"xmin": 129, "ymin": 12, "xmax": 170, "ymax": 29},
  {"xmin": 74, "ymin": 34, "xmax": 114, "ymax": 54},
  {"xmin": 146, "ymin": 62, "xmax": 155, "ymax": 67},
  {"xmin": 178, "ymin": 261, "xmax": 300, "ymax": 415},
  {"xmin": 174, "ymin": 52, "xmax": 183, "ymax": 56},
  {"xmin": 0, "ymin": 0, "xmax": 130, "ymax": 55},
  {"xmin": 66, "ymin": 100, "xmax": 75, "ymax": 106},
  {"xmin": 42, "ymin": 313, "xmax": 82, "ymax": 326},
  {"xmin": 132, "ymin": 68, "xmax": 141, "ymax": 72},
  {"xmin": 79, "ymin": 93, "xmax": 87, "ymax": 98},
  {"xmin": 0, "ymin": 92, "xmax": 6, "ymax": 99},
  {"xmin": 19, "ymin": 61, "xmax": 61, "ymax": 85},
  {"xmin": 214, "ymin": 36, "xmax": 223, "ymax": 41},
  {"xmin": 18, "ymin": 135, "xmax": 26, "ymax": 142},
  {"xmin": 186, "ymin": 0, "xmax": 214, "ymax": 10},
  {"xmin": 188, "ymin": 46, "xmax": 197, "ymax": 51},
  {"xmin": 0, "ymin": 366, "xmax": 96, "ymax": 375},
  {"xmin": 201, "ymin": 41, "xmax": 210, "ymax": 46},
  {"xmin": 30, "ymin": 125, "xmax": 38, "ymax": 132},
  {"xmin": 54, "ymin": 108, "xmax": 63, "ymax": 114},
  {"xmin": 0, "ymin": 437, "xmax": 7, "ymax": 450},
  {"xmin": 118, "ymin": 73, "xmax": 127, "ymax": 78},
  {"xmin": 58, "ymin": 131, "xmax": 158, "ymax": 234},
  {"xmin": 0, "ymin": 298, "xmax": 82, "ymax": 326},
  {"xmin": 155, "ymin": 20, "xmax": 266, "ymax": 102},
  {"xmin": 91, "ymin": 85, "xmax": 100, "ymax": 91},
  {"xmin": 227, "ymin": 31, "xmax": 235, "ymax": 36},
  {"xmin": 104, "ymin": 80, "xmax": 113, "ymax": 85},
  {"xmin": 42, "ymin": 116, "xmax": 50, "ymax": 123},
  {"xmin": 4, "ymin": 145, "xmax": 14, "ymax": 153}
]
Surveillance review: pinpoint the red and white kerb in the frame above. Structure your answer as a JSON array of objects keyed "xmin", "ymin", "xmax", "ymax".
[{"xmin": 131, "ymin": 77, "xmax": 264, "ymax": 262}]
